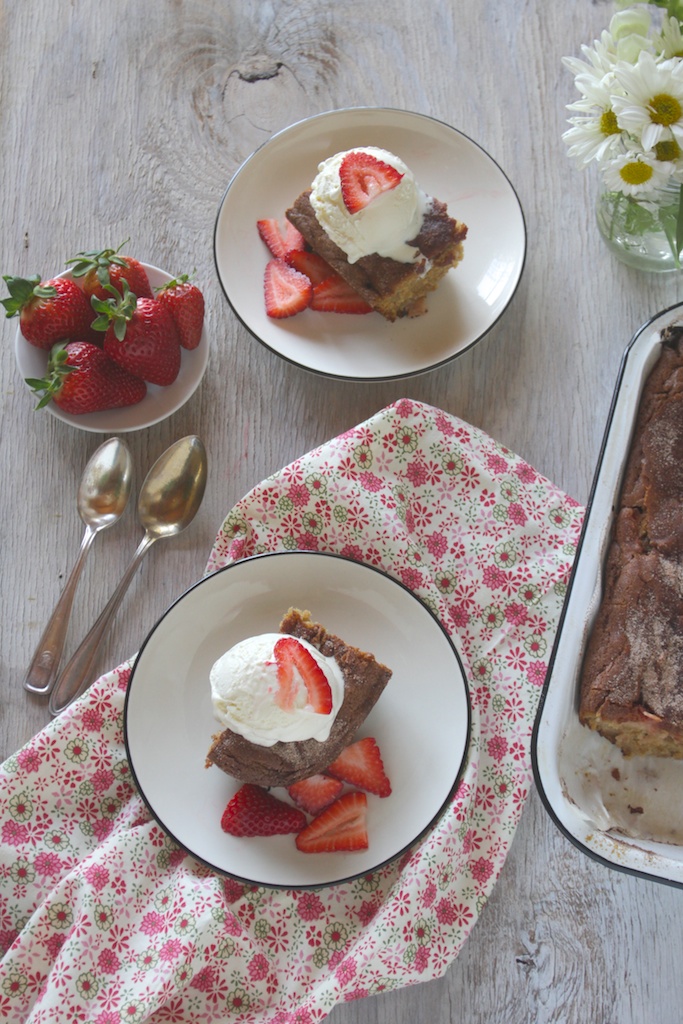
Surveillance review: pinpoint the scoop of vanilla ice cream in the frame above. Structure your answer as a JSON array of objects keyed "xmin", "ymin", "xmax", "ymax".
[
  {"xmin": 209, "ymin": 633, "xmax": 344, "ymax": 747},
  {"xmin": 309, "ymin": 147, "xmax": 429, "ymax": 264}
]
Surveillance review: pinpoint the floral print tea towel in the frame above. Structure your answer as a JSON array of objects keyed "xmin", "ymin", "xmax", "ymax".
[{"xmin": 0, "ymin": 399, "xmax": 583, "ymax": 1023}]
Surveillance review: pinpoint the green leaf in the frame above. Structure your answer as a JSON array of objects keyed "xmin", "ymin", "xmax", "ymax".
[
  {"xmin": 1, "ymin": 274, "xmax": 42, "ymax": 317},
  {"xmin": 675, "ymin": 183, "xmax": 683, "ymax": 266}
]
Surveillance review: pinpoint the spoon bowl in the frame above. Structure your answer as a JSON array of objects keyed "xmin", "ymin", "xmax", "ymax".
[
  {"xmin": 23, "ymin": 437, "xmax": 133, "ymax": 695},
  {"xmin": 138, "ymin": 439, "xmax": 208, "ymax": 539},
  {"xmin": 48, "ymin": 435, "xmax": 208, "ymax": 715}
]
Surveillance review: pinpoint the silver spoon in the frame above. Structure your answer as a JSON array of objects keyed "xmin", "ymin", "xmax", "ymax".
[
  {"xmin": 48, "ymin": 435, "xmax": 208, "ymax": 716},
  {"xmin": 23, "ymin": 437, "xmax": 133, "ymax": 696}
]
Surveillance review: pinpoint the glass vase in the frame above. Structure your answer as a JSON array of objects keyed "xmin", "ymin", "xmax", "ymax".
[{"xmin": 595, "ymin": 183, "xmax": 683, "ymax": 272}]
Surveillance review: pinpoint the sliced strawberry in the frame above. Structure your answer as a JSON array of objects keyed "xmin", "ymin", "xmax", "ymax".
[
  {"xmin": 263, "ymin": 259, "xmax": 312, "ymax": 319},
  {"xmin": 326, "ymin": 737, "xmax": 391, "ymax": 797},
  {"xmin": 285, "ymin": 250, "xmax": 335, "ymax": 286},
  {"xmin": 273, "ymin": 637, "xmax": 333, "ymax": 713},
  {"xmin": 257, "ymin": 218, "xmax": 305, "ymax": 260},
  {"xmin": 296, "ymin": 791, "xmax": 368, "ymax": 854},
  {"xmin": 288, "ymin": 774, "xmax": 344, "ymax": 815},
  {"xmin": 339, "ymin": 151, "xmax": 403, "ymax": 213},
  {"xmin": 310, "ymin": 274, "xmax": 373, "ymax": 315},
  {"xmin": 220, "ymin": 784, "xmax": 307, "ymax": 837}
]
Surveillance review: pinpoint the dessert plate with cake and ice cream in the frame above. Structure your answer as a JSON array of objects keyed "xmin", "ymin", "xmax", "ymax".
[
  {"xmin": 124, "ymin": 551, "xmax": 471, "ymax": 888},
  {"xmin": 213, "ymin": 107, "xmax": 526, "ymax": 381}
]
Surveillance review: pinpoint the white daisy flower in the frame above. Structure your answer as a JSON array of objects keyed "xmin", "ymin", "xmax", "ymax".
[
  {"xmin": 563, "ymin": 111, "xmax": 625, "ymax": 167},
  {"xmin": 601, "ymin": 149, "xmax": 674, "ymax": 195},
  {"xmin": 612, "ymin": 50, "xmax": 683, "ymax": 151},
  {"xmin": 657, "ymin": 16, "xmax": 683, "ymax": 59}
]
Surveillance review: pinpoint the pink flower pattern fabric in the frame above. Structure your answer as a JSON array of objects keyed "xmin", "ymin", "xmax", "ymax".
[{"xmin": 0, "ymin": 400, "xmax": 583, "ymax": 1023}]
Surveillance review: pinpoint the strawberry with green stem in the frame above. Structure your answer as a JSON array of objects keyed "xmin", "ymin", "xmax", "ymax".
[
  {"xmin": 155, "ymin": 274, "xmax": 205, "ymax": 350},
  {"xmin": 91, "ymin": 279, "xmax": 181, "ymax": 386},
  {"xmin": 26, "ymin": 341, "xmax": 147, "ymax": 415},
  {"xmin": 66, "ymin": 241, "xmax": 153, "ymax": 302},
  {"xmin": 2, "ymin": 274, "xmax": 95, "ymax": 349}
]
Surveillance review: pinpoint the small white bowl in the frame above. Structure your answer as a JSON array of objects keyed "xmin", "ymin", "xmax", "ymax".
[{"xmin": 14, "ymin": 263, "xmax": 209, "ymax": 433}]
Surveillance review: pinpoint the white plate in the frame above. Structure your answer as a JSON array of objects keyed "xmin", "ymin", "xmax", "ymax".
[
  {"xmin": 14, "ymin": 263, "xmax": 209, "ymax": 433},
  {"xmin": 213, "ymin": 107, "xmax": 526, "ymax": 381},
  {"xmin": 533, "ymin": 303, "xmax": 683, "ymax": 889},
  {"xmin": 124, "ymin": 552, "xmax": 471, "ymax": 888}
]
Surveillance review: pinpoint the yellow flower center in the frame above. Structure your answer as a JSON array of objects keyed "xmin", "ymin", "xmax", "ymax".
[
  {"xmin": 649, "ymin": 93, "xmax": 682, "ymax": 126},
  {"xmin": 619, "ymin": 160, "xmax": 654, "ymax": 186},
  {"xmin": 655, "ymin": 138, "xmax": 682, "ymax": 161},
  {"xmin": 600, "ymin": 109, "xmax": 620, "ymax": 136}
]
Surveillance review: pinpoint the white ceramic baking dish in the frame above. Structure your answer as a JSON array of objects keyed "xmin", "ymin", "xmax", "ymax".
[{"xmin": 532, "ymin": 302, "xmax": 683, "ymax": 888}]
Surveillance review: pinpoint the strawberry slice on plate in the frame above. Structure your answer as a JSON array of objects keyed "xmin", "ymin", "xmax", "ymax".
[
  {"xmin": 263, "ymin": 259, "xmax": 312, "ymax": 319},
  {"xmin": 296, "ymin": 791, "xmax": 369, "ymax": 853},
  {"xmin": 273, "ymin": 637, "xmax": 333, "ymax": 713},
  {"xmin": 326, "ymin": 736, "xmax": 392, "ymax": 797},
  {"xmin": 285, "ymin": 249, "xmax": 335, "ymax": 286},
  {"xmin": 257, "ymin": 218, "xmax": 305, "ymax": 260},
  {"xmin": 339, "ymin": 151, "xmax": 403, "ymax": 213},
  {"xmin": 310, "ymin": 274, "xmax": 373, "ymax": 314},
  {"xmin": 220, "ymin": 784, "xmax": 307, "ymax": 837},
  {"xmin": 288, "ymin": 774, "xmax": 344, "ymax": 815}
]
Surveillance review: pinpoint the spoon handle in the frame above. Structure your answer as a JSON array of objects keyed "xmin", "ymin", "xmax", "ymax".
[
  {"xmin": 48, "ymin": 533, "xmax": 156, "ymax": 716},
  {"xmin": 23, "ymin": 526, "xmax": 97, "ymax": 695}
]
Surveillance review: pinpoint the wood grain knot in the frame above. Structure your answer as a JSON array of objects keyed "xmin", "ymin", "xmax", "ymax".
[{"xmin": 235, "ymin": 55, "xmax": 283, "ymax": 83}]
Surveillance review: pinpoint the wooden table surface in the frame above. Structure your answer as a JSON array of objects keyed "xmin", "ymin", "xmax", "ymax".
[{"xmin": 2, "ymin": 2, "xmax": 682, "ymax": 1022}]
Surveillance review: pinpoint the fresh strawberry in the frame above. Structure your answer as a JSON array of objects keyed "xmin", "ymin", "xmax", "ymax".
[
  {"xmin": 326, "ymin": 737, "xmax": 391, "ymax": 797},
  {"xmin": 220, "ymin": 784, "xmax": 307, "ymax": 837},
  {"xmin": 257, "ymin": 218, "xmax": 305, "ymax": 260},
  {"xmin": 339, "ymin": 151, "xmax": 403, "ymax": 213},
  {"xmin": 155, "ymin": 274, "xmax": 205, "ymax": 350},
  {"xmin": 285, "ymin": 250, "xmax": 335, "ymax": 286},
  {"xmin": 26, "ymin": 341, "xmax": 146, "ymax": 415},
  {"xmin": 288, "ymin": 774, "xmax": 344, "ymax": 815},
  {"xmin": 274, "ymin": 637, "xmax": 333, "ymax": 713},
  {"xmin": 310, "ymin": 274, "xmax": 373, "ymax": 314},
  {"xmin": 263, "ymin": 259, "xmax": 312, "ymax": 319},
  {"xmin": 66, "ymin": 243, "xmax": 153, "ymax": 301},
  {"xmin": 91, "ymin": 280, "xmax": 181, "ymax": 386},
  {"xmin": 295, "ymin": 791, "xmax": 369, "ymax": 853},
  {"xmin": 2, "ymin": 274, "xmax": 94, "ymax": 349}
]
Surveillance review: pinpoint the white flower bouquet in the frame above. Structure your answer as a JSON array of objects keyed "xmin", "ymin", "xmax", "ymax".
[{"xmin": 563, "ymin": 1, "xmax": 683, "ymax": 265}]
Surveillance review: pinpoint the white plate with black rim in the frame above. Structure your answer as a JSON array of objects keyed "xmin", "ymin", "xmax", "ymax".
[
  {"xmin": 213, "ymin": 107, "xmax": 526, "ymax": 382},
  {"xmin": 124, "ymin": 551, "xmax": 471, "ymax": 889}
]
